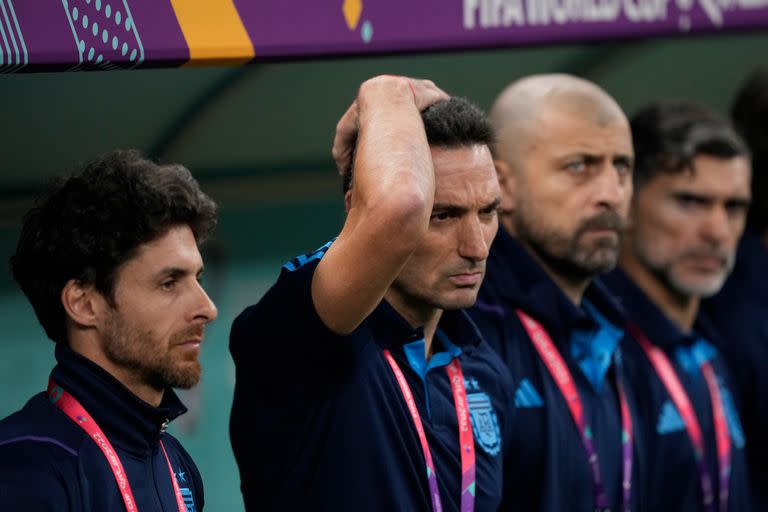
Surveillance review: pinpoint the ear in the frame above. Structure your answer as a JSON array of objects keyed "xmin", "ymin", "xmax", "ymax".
[
  {"xmin": 624, "ymin": 188, "xmax": 641, "ymax": 233},
  {"xmin": 61, "ymin": 279, "xmax": 103, "ymax": 329},
  {"xmin": 344, "ymin": 189, "xmax": 352, "ymax": 213},
  {"xmin": 494, "ymin": 158, "xmax": 517, "ymax": 210}
]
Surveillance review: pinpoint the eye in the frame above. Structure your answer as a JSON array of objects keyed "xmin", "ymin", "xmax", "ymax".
[
  {"xmin": 565, "ymin": 160, "xmax": 586, "ymax": 173},
  {"xmin": 674, "ymin": 194, "xmax": 707, "ymax": 210},
  {"xmin": 614, "ymin": 160, "xmax": 633, "ymax": 175},
  {"xmin": 479, "ymin": 207, "xmax": 498, "ymax": 219},
  {"xmin": 160, "ymin": 279, "xmax": 176, "ymax": 291},
  {"xmin": 431, "ymin": 211, "xmax": 451, "ymax": 222},
  {"xmin": 725, "ymin": 201, "xmax": 749, "ymax": 217}
]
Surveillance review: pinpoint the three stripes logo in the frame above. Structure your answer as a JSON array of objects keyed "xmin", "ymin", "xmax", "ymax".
[
  {"xmin": 656, "ymin": 400, "xmax": 686, "ymax": 434},
  {"xmin": 514, "ymin": 378, "xmax": 544, "ymax": 408}
]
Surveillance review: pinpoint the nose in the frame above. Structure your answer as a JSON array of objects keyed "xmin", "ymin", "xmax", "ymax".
[
  {"xmin": 192, "ymin": 281, "xmax": 219, "ymax": 324},
  {"xmin": 594, "ymin": 165, "xmax": 629, "ymax": 211},
  {"xmin": 701, "ymin": 205, "xmax": 731, "ymax": 245},
  {"xmin": 458, "ymin": 216, "xmax": 491, "ymax": 262}
]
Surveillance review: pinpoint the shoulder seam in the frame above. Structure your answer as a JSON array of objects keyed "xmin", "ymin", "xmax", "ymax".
[{"xmin": 0, "ymin": 435, "xmax": 77, "ymax": 456}]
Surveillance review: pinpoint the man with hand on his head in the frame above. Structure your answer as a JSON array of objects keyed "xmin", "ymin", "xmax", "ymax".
[{"xmin": 229, "ymin": 76, "xmax": 515, "ymax": 511}]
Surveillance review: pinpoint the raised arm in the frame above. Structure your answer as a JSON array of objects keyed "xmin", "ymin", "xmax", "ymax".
[{"xmin": 313, "ymin": 75, "xmax": 448, "ymax": 334}]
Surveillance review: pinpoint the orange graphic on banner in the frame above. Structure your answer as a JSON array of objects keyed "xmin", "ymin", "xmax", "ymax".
[
  {"xmin": 342, "ymin": 0, "xmax": 363, "ymax": 30},
  {"xmin": 170, "ymin": 0, "xmax": 255, "ymax": 65}
]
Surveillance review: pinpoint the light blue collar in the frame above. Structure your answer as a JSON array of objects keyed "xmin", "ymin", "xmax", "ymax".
[
  {"xmin": 569, "ymin": 299, "xmax": 625, "ymax": 392},
  {"xmin": 403, "ymin": 328, "xmax": 462, "ymax": 382},
  {"xmin": 674, "ymin": 337, "xmax": 718, "ymax": 376}
]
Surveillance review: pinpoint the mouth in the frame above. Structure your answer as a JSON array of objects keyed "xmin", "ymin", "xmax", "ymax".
[
  {"xmin": 582, "ymin": 228, "xmax": 619, "ymax": 239},
  {"xmin": 175, "ymin": 331, "xmax": 204, "ymax": 351},
  {"xmin": 449, "ymin": 272, "xmax": 484, "ymax": 287},
  {"xmin": 684, "ymin": 255, "xmax": 727, "ymax": 272}
]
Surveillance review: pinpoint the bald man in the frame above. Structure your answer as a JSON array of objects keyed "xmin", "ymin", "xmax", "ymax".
[{"xmin": 470, "ymin": 74, "xmax": 644, "ymax": 512}]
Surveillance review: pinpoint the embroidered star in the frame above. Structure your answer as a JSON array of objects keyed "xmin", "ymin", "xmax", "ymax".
[{"xmin": 176, "ymin": 471, "xmax": 186, "ymax": 483}]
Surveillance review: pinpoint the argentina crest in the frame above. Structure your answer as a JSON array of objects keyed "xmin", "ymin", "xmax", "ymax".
[{"xmin": 466, "ymin": 391, "xmax": 501, "ymax": 456}]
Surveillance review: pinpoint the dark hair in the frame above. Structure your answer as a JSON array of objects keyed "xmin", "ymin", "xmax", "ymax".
[
  {"xmin": 10, "ymin": 149, "xmax": 218, "ymax": 344},
  {"xmin": 732, "ymin": 67, "xmax": 768, "ymax": 233},
  {"xmin": 342, "ymin": 97, "xmax": 495, "ymax": 193},
  {"xmin": 630, "ymin": 101, "xmax": 749, "ymax": 188}
]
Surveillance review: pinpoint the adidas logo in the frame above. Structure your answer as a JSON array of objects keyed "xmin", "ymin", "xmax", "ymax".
[
  {"xmin": 514, "ymin": 378, "xmax": 544, "ymax": 408},
  {"xmin": 657, "ymin": 400, "xmax": 686, "ymax": 434}
]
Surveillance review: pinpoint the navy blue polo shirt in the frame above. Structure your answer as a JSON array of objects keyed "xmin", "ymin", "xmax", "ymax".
[
  {"xmin": 0, "ymin": 345, "xmax": 203, "ymax": 511},
  {"xmin": 229, "ymin": 243, "xmax": 515, "ymax": 512},
  {"xmin": 469, "ymin": 227, "xmax": 646, "ymax": 512},
  {"xmin": 603, "ymin": 268, "xmax": 753, "ymax": 512},
  {"xmin": 702, "ymin": 230, "xmax": 768, "ymax": 510}
]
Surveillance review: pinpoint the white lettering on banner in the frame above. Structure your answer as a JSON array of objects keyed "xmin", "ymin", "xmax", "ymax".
[
  {"xmin": 464, "ymin": 0, "xmax": 525, "ymax": 28},
  {"xmin": 739, "ymin": 0, "xmax": 768, "ymax": 8},
  {"xmin": 463, "ymin": 0, "xmax": 766, "ymax": 30},
  {"xmin": 699, "ymin": 0, "xmax": 725, "ymax": 24},
  {"xmin": 464, "ymin": 0, "xmax": 480, "ymax": 28},
  {"xmin": 624, "ymin": 0, "xmax": 668, "ymax": 22}
]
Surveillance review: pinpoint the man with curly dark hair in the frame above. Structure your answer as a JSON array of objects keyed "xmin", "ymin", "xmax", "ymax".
[{"xmin": 0, "ymin": 149, "xmax": 218, "ymax": 512}]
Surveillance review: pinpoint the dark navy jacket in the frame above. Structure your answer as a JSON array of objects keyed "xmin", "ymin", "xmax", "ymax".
[
  {"xmin": 603, "ymin": 268, "xmax": 752, "ymax": 512},
  {"xmin": 469, "ymin": 228, "xmax": 646, "ymax": 512},
  {"xmin": 702, "ymin": 230, "xmax": 768, "ymax": 511},
  {"xmin": 0, "ymin": 345, "xmax": 203, "ymax": 511},
  {"xmin": 229, "ymin": 244, "xmax": 515, "ymax": 512}
]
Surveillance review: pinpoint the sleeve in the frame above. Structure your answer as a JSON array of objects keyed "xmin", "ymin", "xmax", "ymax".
[
  {"xmin": 0, "ymin": 444, "xmax": 77, "ymax": 511},
  {"xmin": 229, "ymin": 258, "xmax": 359, "ymax": 385}
]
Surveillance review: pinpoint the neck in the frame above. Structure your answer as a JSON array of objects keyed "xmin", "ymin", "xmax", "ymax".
[
  {"xmin": 518, "ymin": 242, "xmax": 590, "ymax": 305},
  {"xmin": 384, "ymin": 289, "xmax": 444, "ymax": 358},
  {"xmin": 500, "ymin": 214, "xmax": 514, "ymax": 239},
  {"xmin": 68, "ymin": 335, "xmax": 165, "ymax": 407},
  {"xmin": 619, "ymin": 251, "xmax": 698, "ymax": 332}
]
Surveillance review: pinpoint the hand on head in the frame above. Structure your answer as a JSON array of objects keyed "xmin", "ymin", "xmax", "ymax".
[{"xmin": 331, "ymin": 75, "xmax": 450, "ymax": 177}]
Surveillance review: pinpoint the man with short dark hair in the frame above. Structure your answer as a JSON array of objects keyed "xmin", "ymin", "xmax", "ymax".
[
  {"xmin": 702, "ymin": 67, "xmax": 768, "ymax": 509},
  {"xmin": 229, "ymin": 76, "xmax": 514, "ymax": 511},
  {"xmin": 470, "ymin": 74, "xmax": 643, "ymax": 512},
  {"xmin": 603, "ymin": 101, "xmax": 754, "ymax": 511},
  {"xmin": 0, "ymin": 150, "xmax": 218, "ymax": 511}
]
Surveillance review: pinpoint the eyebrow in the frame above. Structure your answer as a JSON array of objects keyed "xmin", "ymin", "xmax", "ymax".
[
  {"xmin": 432, "ymin": 197, "xmax": 502, "ymax": 213},
  {"xmin": 153, "ymin": 266, "xmax": 204, "ymax": 280},
  {"xmin": 671, "ymin": 191, "xmax": 752, "ymax": 204},
  {"xmin": 613, "ymin": 154, "xmax": 634, "ymax": 166}
]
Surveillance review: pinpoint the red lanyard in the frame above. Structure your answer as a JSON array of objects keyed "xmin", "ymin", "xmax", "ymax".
[
  {"xmin": 627, "ymin": 324, "xmax": 731, "ymax": 512},
  {"xmin": 47, "ymin": 379, "xmax": 186, "ymax": 512},
  {"xmin": 516, "ymin": 309, "xmax": 634, "ymax": 512},
  {"xmin": 383, "ymin": 349, "xmax": 476, "ymax": 512}
]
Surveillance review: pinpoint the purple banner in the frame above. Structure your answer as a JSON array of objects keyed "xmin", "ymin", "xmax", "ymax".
[{"xmin": 1, "ymin": 0, "xmax": 767, "ymax": 72}]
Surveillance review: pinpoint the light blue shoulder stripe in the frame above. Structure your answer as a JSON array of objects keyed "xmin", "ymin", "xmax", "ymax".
[{"xmin": 282, "ymin": 239, "xmax": 335, "ymax": 272}]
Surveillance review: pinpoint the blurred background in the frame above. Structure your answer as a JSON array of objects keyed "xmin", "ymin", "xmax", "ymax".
[{"xmin": 0, "ymin": 30, "xmax": 766, "ymax": 510}]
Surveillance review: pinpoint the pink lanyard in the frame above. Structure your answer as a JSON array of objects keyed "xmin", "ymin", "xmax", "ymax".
[
  {"xmin": 627, "ymin": 324, "xmax": 731, "ymax": 512},
  {"xmin": 383, "ymin": 349, "xmax": 476, "ymax": 512},
  {"xmin": 516, "ymin": 309, "xmax": 634, "ymax": 512},
  {"xmin": 47, "ymin": 379, "xmax": 187, "ymax": 512}
]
